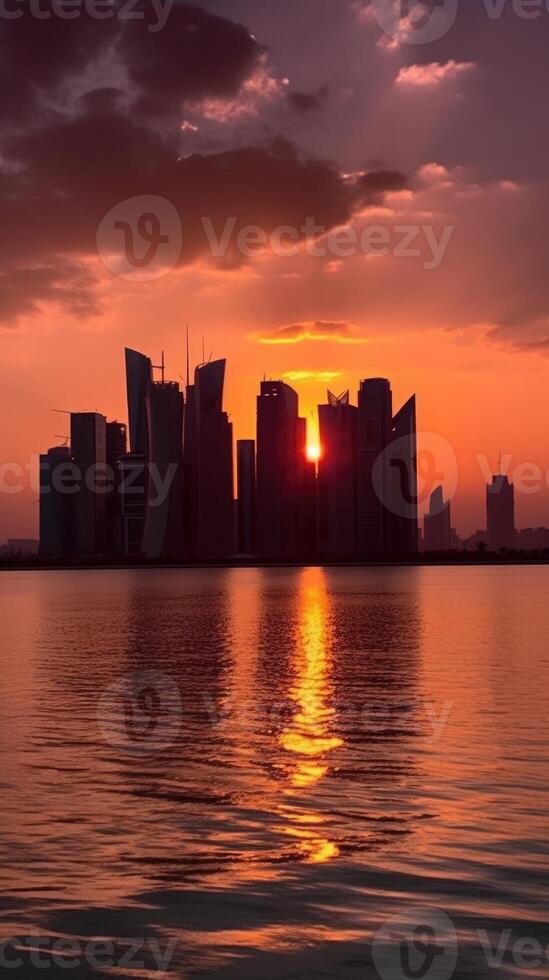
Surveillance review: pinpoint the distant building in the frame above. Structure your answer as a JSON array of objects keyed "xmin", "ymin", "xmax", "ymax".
[
  {"xmin": 423, "ymin": 486, "xmax": 452, "ymax": 551},
  {"xmin": 237, "ymin": 439, "xmax": 256, "ymax": 555},
  {"xmin": 39, "ymin": 445, "xmax": 75, "ymax": 558},
  {"xmin": 71, "ymin": 412, "xmax": 107, "ymax": 557},
  {"xmin": 142, "ymin": 381, "xmax": 184, "ymax": 559},
  {"xmin": 356, "ymin": 378, "xmax": 393, "ymax": 557},
  {"xmin": 318, "ymin": 390, "xmax": 357, "ymax": 559},
  {"xmin": 486, "ymin": 475, "xmax": 515, "ymax": 550},
  {"xmin": 6, "ymin": 539, "xmax": 39, "ymax": 557},
  {"xmin": 515, "ymin": 527, "xmax": 549, "ymax": 551},
  {"xmin": 256, "ymin": 380, "xmax": 311, "ymax": 559}
]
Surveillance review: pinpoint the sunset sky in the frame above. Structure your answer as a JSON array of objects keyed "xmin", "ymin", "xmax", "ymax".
[{"xmin": 2, "ymin": 0, "xmax": 549, "ymax": 541}]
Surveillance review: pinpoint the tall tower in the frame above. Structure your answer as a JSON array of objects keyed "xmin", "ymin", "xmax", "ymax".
[
  {"xmin": 71, "ymin": 412, "xmax": 107, "ymax": 556},
  {"xmin": 318, "ymin": 390, "xmax": 357, "ymax": 559},
  {"xmin": 142, "ymin": 380, "xmax": 185, "ymax": 559},
  {"xmin": 256, "ymin": 380, "xmax": 309, "ymax": 559},
  {"xmin": 237, "ymin": 439, "xmax": 256, "ymax": 556},
  {"xmin": 487, "ymin": 475, "xmax": 515, "ymax": 550},
  {"xmin": 388, "ymin": 394, "xmax": 419, "ymax": 557},
  {"xmin": 356, "ymin": 378, "xmax": 393, "ymax": 557},
  {"xmin": 125, "ymin": 348, "xmax": 152, "ymax": 455},
  {"xmin": 184, "ymin": 359, "xmax": 234, "ymax": 559},
  {"xmin": 39, "ymin": 446, "xmax": 75, "ymax": 558}
]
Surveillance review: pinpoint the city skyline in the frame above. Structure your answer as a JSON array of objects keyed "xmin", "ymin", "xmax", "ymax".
[
  {"xmin": 2, "ymin": 3, "xmax": 549, "ymax": 542},
  {"xmin": 26, "ymin": 344, "xmax": 545, "ymax": 562}
]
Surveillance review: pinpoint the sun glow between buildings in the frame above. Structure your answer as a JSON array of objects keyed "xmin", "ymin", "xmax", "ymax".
[{"xmin": 306, "ymin": 444, "xmax": 321, "ymax": 463}]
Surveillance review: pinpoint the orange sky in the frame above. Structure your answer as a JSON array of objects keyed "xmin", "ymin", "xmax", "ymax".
[{"xmin": 1, "ymin": 1, "xmax": 549, "ymax": 541}]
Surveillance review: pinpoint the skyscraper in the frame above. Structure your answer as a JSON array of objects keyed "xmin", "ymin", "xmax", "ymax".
[
  {"xmin": 487, "ymin": 475, "xmax": 515, "ymax": 550},
  {"xmin": 142, "ymin": 381, "xmax": 184, "ymax": 559},
  {"xmin": 184, "ymin": 359, "xmax": 234, "ymax": 559},
  {"xmin": 318, "ymin": 390, "xmax": 357, "ymax": 559},
  {"xmin": 105, "ymin": 421, "xmax": 127, "ymax": 556},
  {"xmin": 256, "ymin": 380, "xmax": 309, "ymax": 559},
  {"xmin": 39, "ymin": 446, "xmax": 74, "ymax": 558},
  {"xmin": 71, "ymin": 412, "xmax": 107, "ymax": 557},
  {"xmin": 237, "ymin": 439, "xmax": 256, "ymax": 555},
  {"xmin": 125, "ymin": 348, "xmax": 152, "ymax": 455},
  {"xmin": 388, "ymin": 395, "xmax": 419, "ymax": 557},
  {"xmin": 356, "ymin": 378, "xmax": 393, "ymax": 557},
  {"xmin": 423, "ymin": 485, "xmax": 452, "ymax": 551}
]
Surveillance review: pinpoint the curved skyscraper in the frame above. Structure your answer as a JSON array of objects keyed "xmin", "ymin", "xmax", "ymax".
[{"xmin": 125, "ymin": 348, "xmax": 152, "ymax": 455}]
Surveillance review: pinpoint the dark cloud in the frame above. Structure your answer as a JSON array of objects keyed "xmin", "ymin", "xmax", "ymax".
[{"xmin": 286, "ymin": 88, "xmax": 328, "ymax": 114}]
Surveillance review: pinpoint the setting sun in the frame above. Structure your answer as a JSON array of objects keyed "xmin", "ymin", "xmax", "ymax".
[{"xmin": 306, "ymin": 445, "xmax": 321, "ymax": 463}]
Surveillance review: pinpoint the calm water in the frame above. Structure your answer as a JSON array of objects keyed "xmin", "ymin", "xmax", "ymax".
[{"xmin": 0, "ymin": 566, "xmax": 548, "ymax": 978}]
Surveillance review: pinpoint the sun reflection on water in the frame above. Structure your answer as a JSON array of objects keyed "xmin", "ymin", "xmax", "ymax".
[{"xmin": 278, "ymin": 569, "xmax": 343, "ymax": 863}]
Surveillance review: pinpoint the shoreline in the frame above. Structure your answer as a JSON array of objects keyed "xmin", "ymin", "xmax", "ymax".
[{"xmin": 1, "ymin": 556, "xmax": 549, "ymax": 572}]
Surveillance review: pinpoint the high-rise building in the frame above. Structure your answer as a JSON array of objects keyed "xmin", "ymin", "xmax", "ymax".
[
  {"xmin": 256, "ymin": 380, "xmax": 310, "ymax": 559},
  {"xmin": 71, "ymin": 412, "xmax": 107, "ymax": 556},
  {"xmin": 237, "ymin": 439, "xmax": 256, "ymax": 555},
  {"xmin": 118, "ymin": 452, "xmax": 147, "ymax": 557},
  {"xmin": 39, "ymin": 446, "xmax": 75, "ymax": 558},
  {"xmin": 125, "ymin": 348, "xmax": 152, "ymax": 455},
  {"xmin": 105, "ymin": 421, "xmax": 127, "ymax": 555},
  {"xmin": 318, "ymin": 390, "xmax": 357, "ymax": 559},
  {"xmin": 142, "ymin": 381, "xmax": 185, "ymax": 559},
  {"xmin": 184, "ymin": 359, "xmax": 234, "ymax": 559},
  {"xmin": 356, "ymin": 378, "xmax": 393, "ymax": 557},
  {"xmin": 387, "ymin": 395, "xmax": 419, "ymax": 557},
  {"xmin": 487, "ymin": 475, "xmax": 515, "ymax": 550},
  {"xmin": 423, "ymin": 485, "xmax": 452, "ymax": 551}
]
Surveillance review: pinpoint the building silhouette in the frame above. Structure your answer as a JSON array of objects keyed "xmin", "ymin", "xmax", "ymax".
[
  {"xmin": 106, "ymin": 420, "xmax": 127, "ymax": 555},
  {"xmin": 184, "ymin": 359, "xmax": 234, "ymax": 559},
  {"xmin": 237, "ymin": 439, "xmax": 256, "ymax": 555},
  {"xmin": 256, "ymin": 380, "xmax": 312, "ymax": 559},
  {"xmin": 423, "ymin": 486, "xmax": 452, "ymax": 551},
  {"xmin": 142, "ymin": 380, "xmax": 184, "ymax": 559},
  {"xmin": 356, "ymin": 379, "xmax": 393, "ymax": 557},
  {"xmin": 125, "ymin": 348, "xmax": 152, "ymax": 455},
  {"xmin": 318, "ymin": 390, "xmax": 357, "ymax": 559},
  {"xmin": 71, "ymin": 412, "xmax": 107, "ymax": 556},
  {"xmin": 487, "ymin": 475, "xmax": 515, "ymax": 550},
  {"xmin": 39, "ymin": 446, "xmax": 74, "ymax": 558},
  {"xmin": 388, "ymin": 395, "xmax": 419, "ymax": 557}
]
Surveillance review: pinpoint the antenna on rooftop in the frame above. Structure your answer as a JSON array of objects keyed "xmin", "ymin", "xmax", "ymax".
[
  {"xmin": 186, "ymin": 323, "xmax": 190, "ymax": 387},
  {"xmin": 152, "ymin": 350, "xmax": 166, "ymax": 383}
]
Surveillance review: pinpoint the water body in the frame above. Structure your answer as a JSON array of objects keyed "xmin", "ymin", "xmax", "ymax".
[{"xmin": 0, "ymin": 566, "xmax": 548, "ymax": 978}]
